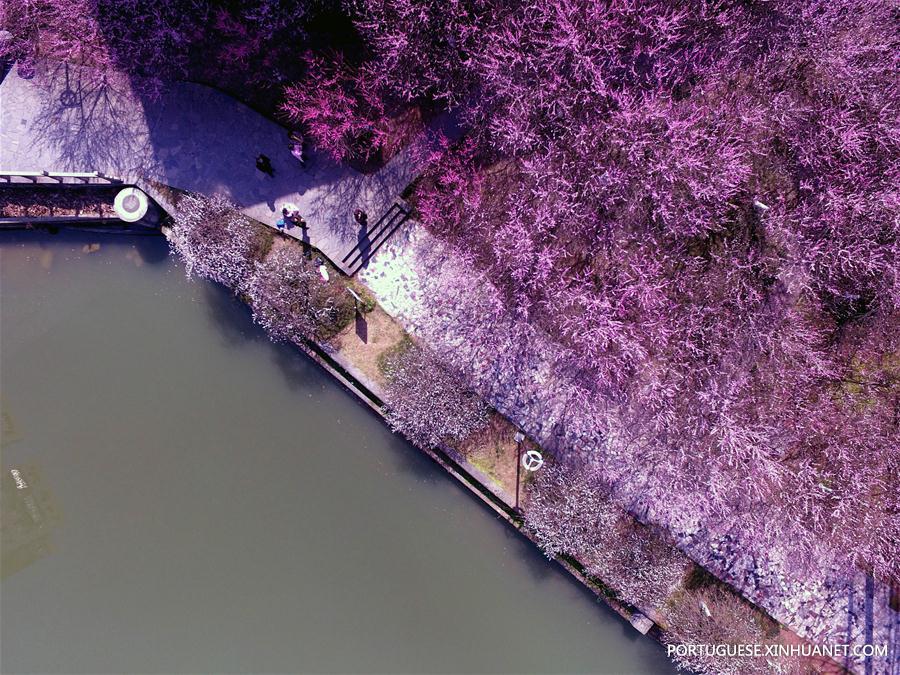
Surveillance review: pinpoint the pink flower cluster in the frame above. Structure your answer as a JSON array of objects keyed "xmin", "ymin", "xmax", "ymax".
[{"xmin": 349, "ymin": 0, "xmax": 900, "ymax": 586}]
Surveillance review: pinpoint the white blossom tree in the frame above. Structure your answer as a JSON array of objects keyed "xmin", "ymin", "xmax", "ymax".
[
  {"xmin": 246, "ymin": 245, "xmax": 355, "ymax": 343},
  {"xmin": 169, "ymin": 192, "xmax": 269, "ymax": 292},
  {"xmin": 381, "ymin": 343, "xmax": 489, "ymax": 448}
]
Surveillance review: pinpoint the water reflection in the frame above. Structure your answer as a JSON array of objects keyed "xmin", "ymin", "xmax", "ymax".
[
  {"xmin": 1, "ymin": 464, "xmax": 62, "ymax": 579},
  {"xmin": 1, "ymin": 401, "xmax": 23, "ymax": 446}
]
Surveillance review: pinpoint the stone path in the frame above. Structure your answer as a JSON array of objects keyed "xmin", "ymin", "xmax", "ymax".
[{"xmin": 0, "ymin": 59, "xmax": 437, "ymax": 272}]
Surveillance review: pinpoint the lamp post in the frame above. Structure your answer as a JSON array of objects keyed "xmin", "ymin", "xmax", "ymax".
[
  {"xmin": 346, "ymin": 287, "xmax": 363, "ymax": 308},
  {"xmin": 514, "ymin": 431, "xmax": 525, "ymax": 512}
]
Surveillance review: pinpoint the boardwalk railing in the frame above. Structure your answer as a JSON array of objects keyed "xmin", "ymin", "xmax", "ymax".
[
  {"xmin": 342, "ymin": 202, "xmax": 410, "ymax": 275},
  {"xmin": 0, "ymin": 170, "xmax": 161, "ymax": 232},
  {"xmin": 0, "ymin": 170, "xmax": 123, "ymax": 185}
]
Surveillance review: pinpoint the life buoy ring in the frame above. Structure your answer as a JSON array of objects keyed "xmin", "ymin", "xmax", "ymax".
[{"xmin": 114, "ymin": 187, "xmax": 149, "ymax": 223}]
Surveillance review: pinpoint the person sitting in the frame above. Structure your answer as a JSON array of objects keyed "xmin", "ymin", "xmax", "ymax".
[
  {"xmin": 289, "ymin": 130, "xmax": 307, "ymax": 165},
  {"xmin": 290, "ymin": 142, "xmax": 306, "ymax": 165},
  {"xmin": 282, "ymin": 205, "xmax": 307, "ymax": 230}
]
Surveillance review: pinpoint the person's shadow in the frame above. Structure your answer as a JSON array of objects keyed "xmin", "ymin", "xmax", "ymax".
[
  {"xmin": 356, "ymin": 216, "xmax": 372, "ymax": 269},
  {"xmin": 300, "ymin": 225, "xmax": 312, "ymax": 259}
]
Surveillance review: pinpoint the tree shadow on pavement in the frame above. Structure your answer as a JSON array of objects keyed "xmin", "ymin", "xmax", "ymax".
[{"xmin": 25, "ymin": 60, "xmax": 154, "ymax": 174}]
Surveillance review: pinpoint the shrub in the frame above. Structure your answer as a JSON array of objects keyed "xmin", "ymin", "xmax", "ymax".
[
  {"xmin": 587, "ymin": 522, "xmax": 690, "ymax": 612},
  {"xmin": 381, "ymin": 342, "xmax": 489, "ymax": 447},
  {"xmin": 246, "ymin": 245, "xmax": 356, "ymax": 343},
  {"xmin": 526, "ymin": 463, "xmax": 690, "ymax": 610}
]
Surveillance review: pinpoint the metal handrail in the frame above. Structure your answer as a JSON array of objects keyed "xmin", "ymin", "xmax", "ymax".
[{"xmin": 0, "ymin": 171, "xmax": 122, "ymax": 184}]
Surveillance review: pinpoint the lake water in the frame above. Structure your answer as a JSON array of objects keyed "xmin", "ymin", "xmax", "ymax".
[{"xmin": 0, "ymin": 232, "xmax": 676, "ymax": 674}]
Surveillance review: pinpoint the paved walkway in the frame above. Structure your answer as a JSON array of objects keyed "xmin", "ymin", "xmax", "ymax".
[{"xmin": 0, "ymin": 59, "xmax": 440, "ymax": 271}]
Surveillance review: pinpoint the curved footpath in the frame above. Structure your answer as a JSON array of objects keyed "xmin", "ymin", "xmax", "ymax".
[
  {"xmin": 3, "ymin": 58, "xmax": 892, "ymax": 674},
  {"xmin": 0, "ymin": 59, "xmax": 427, "ymax": 272}
]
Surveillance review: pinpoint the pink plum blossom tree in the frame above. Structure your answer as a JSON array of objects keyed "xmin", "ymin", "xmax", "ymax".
[
  {"xmin": 351, "ymin": 0, "xmax": 900, "ymax": 586},
  {"xmin": 280, "ymin": 51, "xmax": 388, "ymax": 164},
  {"xmin": 0, "ymin": 0, "xmax": 317, "ymax": 99}
]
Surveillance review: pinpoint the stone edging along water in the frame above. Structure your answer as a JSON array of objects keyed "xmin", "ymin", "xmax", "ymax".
[{"xmin": 302, "ymin": 327, "xmax": 660, "ymax": 635}]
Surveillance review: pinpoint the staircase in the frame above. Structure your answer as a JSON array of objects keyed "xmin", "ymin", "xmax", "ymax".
[{"xmin": 341, "ymin": 202, "xmax": 410, "ymax": 275}]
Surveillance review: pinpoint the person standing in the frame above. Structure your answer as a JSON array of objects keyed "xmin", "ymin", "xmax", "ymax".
[{"xmin": 256, "ymin": 154, "xmax": 274, "ymax": 177}]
